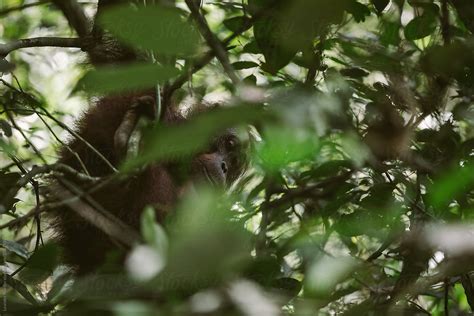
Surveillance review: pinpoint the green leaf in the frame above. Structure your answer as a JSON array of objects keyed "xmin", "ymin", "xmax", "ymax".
[
  {"xmin": 99, "ymin": 5, "xmax": 199, "ymax": 56},
  {"xmin": 232, "ymin": 61, "xmax": 259, "ymax": 70},
  {"xmin": 0, "ymin": 239, "xmax": 29, "ymax": 260},
  {"xmin": 0, "ymin": 58, "xmax": 15, "ymax": 73},
  {"xmin": 253, "ymin": 0, "xmax": 346, "ymax": 73},
  {"xmin": 223, "ymin": 16, "xmax": 251, "ymax": 32},
  {"xmin": 243, "ymin": 74, "xmax": 257, "ymax": 85},
  {"xmin": 243, "ymin": 41, "xmax": 260, "ymax": 54},
  {"xmin": 404, "ymin": 14, "xmax": 438, "ymax": 40},
  {"xmin": 429, "ymin": 163, "xmax": 474, "ymax": 208},
  {"xmin": 271, "ymin": 277, "xmax": 302, "ymax": 298},
  {"xmin": 340, "ymin": 67, "xmax": 370, "ymax": 78},
  {"xmin": 77, "ymin": 63, "xmax": 180, "ymax": 94},
  {"xmin": 253, "ymin": 17, "xmax": 298, "ymax": 73},
  {"xmin": 346, "ymin": 1, "xmax": 371, "ymax": 23},
  {"xmin": 302, "ymin": 160, "xmax": 352, "ymax": 180},
  {"xmin": 141, "ymin": 206, "xmax": 168, "ymax": 257},
  {"xmin": 380, "ymin": 20, "xmax": 401, "ymax": 46},
  {"xmin": 19, "ymin": 243, "xmax": 60, "ymax": 285},
  {"xmin": 4, "ymin": 275, "xmax": 37, "ymax": 305},
  {"xmin": 371, "ymin": 0, "xmax": 390, "ymax": 13},
  {"xmin": 122, "ymin": 105, "xmax": 265, "ymax": 171},
  {"xmin": 0, "ymin": 119, "xmax": 12, "ymax": 137}
]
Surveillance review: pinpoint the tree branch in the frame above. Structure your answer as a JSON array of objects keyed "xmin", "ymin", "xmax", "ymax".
[
  {"xmin": 165, "ymin": 2, "xmax": 264, "ymax": 99},
  {"xmin": 52, "ymin": 0, "xmax": 91, "ymax": 38},
  {"xmin": 184, "ymin": 0, "xmax": 240, "ymax": 85},
  {"xmin": 51, "ymin": 180, "xmax": 141, "ymax": 248},
  {"xmin": 0, "ymin": 37, "xmax": 83, "ymax": 58}
]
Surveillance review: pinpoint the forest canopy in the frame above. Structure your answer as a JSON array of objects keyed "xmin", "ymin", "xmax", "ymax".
[{"xmin": 1, "ymin": 0, "xmax": 474, "ymax": 315}]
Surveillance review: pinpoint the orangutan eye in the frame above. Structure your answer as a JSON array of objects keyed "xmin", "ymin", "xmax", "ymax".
[{"xmin": 225, "ymin": 137, "xmax": 239, "ymax": 151}]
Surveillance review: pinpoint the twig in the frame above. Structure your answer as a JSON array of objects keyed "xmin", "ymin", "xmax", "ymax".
[
  {"xmin": 1, "ymin": 79, "xmax": 117, "ymax": 173},
  {"xmin": 2, "ymin": 163, "xmax": 101, "ymax": 215},
  {"xmin": 35, "ymin": 103, "xmax": 118, "ymax": 173},
  {"xmin": 0, "ymin": 37, "xmax": 83, "ymax": 57},
  {"xmin": 184, "ymin": 0, "xmax": 240, "ymax": 85},
  {"xmin": 165, "ymin": 2, "xmax": 277, "ymax": 100},
  {"xmin": 51, "ymin": 180, "xmax": 141, "ymax": 247},
  {"xmin": 444, "ymin": 278, "xmax": 450, "ymax": 316},
  {"xmin": 461, "ymin": 274, "xmax": 474, "ymax": 311}
]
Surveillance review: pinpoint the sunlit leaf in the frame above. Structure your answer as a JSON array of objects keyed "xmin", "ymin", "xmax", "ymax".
[{"xmin": 404, "ymin": 14, "xmax": 438, "ymax": 40}]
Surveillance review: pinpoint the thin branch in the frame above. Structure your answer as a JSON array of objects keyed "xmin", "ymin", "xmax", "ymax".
[
  {"xmin": 52, "ymin": 0, "xmax": 91, "ymax": 38},
  {"xmin": 0, "ymin": 37, "xmax": 83, "ymax": 57},
  {"xmin": 444, "ymin": 278, "xmax": 450, "ymax": 316},
  {"xmin": 51, "ymin": 181, "xmax": 141, "ymax": 247},
  {"xmin": 1, "ymin": 163, "xmax": 101, "ymax": 216},
  {"xmin": 0, "ymin": 80, "xmax": 118, "ymax": 173},
  {"xmin": 165, "ymin": 2, "xmax": 268, "ymax": 99},
  {"xmin": 440, "ymin": 0, "xmax": 451, "ymax": 45},
  {"xmin": 35, "ymin": 111, "xmax": 91, "ymax": 175},
  {"xmin": 184, "ymin": 0, "xmax": 240, "ymax": 85},
  {"xmin": 461, "ymin": 274, "xmax": 474, "ymax": 311}
]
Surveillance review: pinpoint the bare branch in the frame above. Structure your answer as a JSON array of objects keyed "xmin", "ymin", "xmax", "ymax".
[
  {"xmin": 165, "ymin": 2, "xmax": 269, "ymax": 99},
  {"xmin": 0, "ymin": 37, "xmax": 83, "ymax": 58},
  {"xmin": 1, "ymin": 164, "xmax": 102, "ymax": 215},
  {"xmin": 51, "ymin": 181, "xmax": 141, "ymax": 248},
  {"xmin": 440, "ymin": 0, "xmax": 451, "ymax": 44},
  {"xmin": 52, "ymin": 0, "xmax": 91, "ymax": 38},
  {"xmin": 184, "ymin": 0, "xmax": 240, "ymax": 85}
]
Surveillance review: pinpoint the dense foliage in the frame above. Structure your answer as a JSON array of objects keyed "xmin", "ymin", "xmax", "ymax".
[{"xmin": 1, "ymin": 0, "xmax": 474, "ymax": 315}]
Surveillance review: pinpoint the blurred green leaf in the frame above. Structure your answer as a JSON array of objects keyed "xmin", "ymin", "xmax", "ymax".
[
  {"xmin": 99, "ymin": 5, "xmax": 199, "ymax": 56},
  {"xmin": 372, "ymin": 0, "xmax": 390, "ymax": 13},
  {"xmin": 223, "ymin": 16, "xmax": 251, "ymax": 32},
  {"xmin": 232, "ymin": 61, "xmax": 259, "ymax": 70},
  {"xmin": 77, "ymin": 63, "xmax": 179, "ymax": 94},
  {"xmin": 271, "ymin": 277, "xmax": 302, "ymax": 298},
  {"xmin": 305, "ymin": 255, "xmax": 359, "ymax": 297},
  {"xmin": 141, "ymin": 206, "xmax": 168, "ymax": 257},
  {"xmin": 429, "ymin": 163, "xmax": 474, "ymax": 208},
  {"xmin": 380, "ymin": 20, "xmax": 401, "ymax": 46},
  {"xmin": 123, "ymin": 105, "xmax": 265, "ymax": 171}
]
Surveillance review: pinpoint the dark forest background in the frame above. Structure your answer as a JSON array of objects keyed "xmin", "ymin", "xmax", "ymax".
[{"xmin": 2, "ymin": 0, "xmax": 474, "ymax": 315}]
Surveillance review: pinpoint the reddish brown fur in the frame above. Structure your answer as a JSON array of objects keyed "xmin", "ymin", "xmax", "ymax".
[
  {"xmin": 50, "ymin": 90, "xmax": 247, "ymax": 275},
  {"xmin": 51, "ymin": 91, "xmax": 181, "ymax": 274}
]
